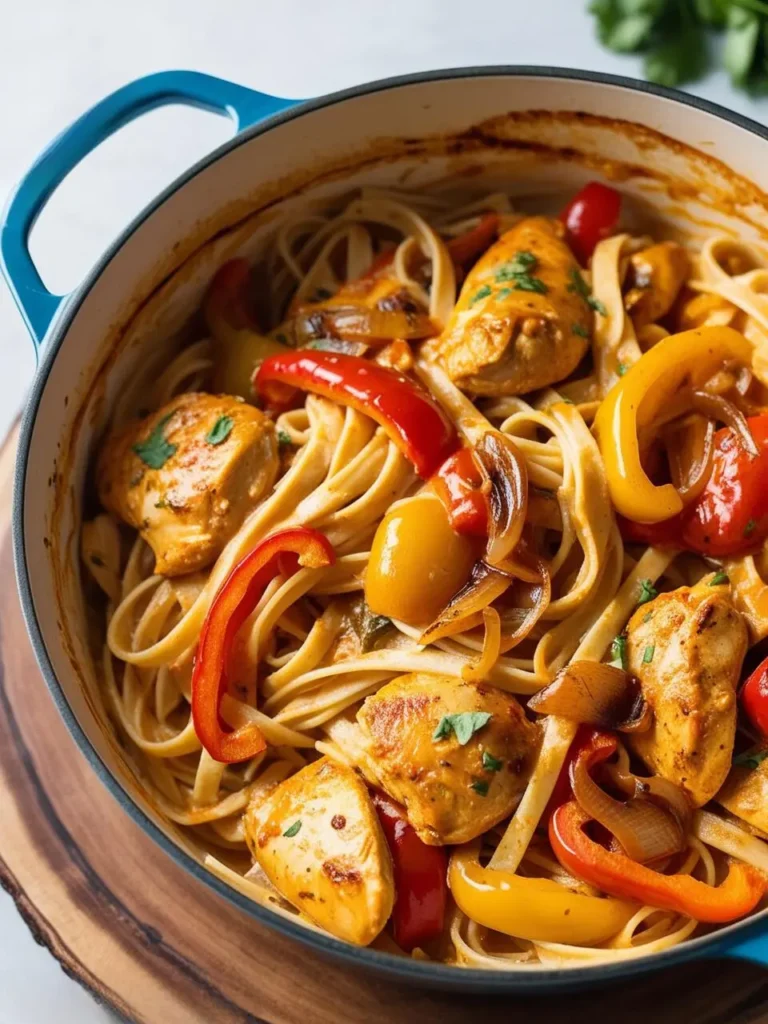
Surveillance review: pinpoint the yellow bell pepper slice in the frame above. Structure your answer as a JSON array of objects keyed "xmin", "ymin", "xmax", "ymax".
[
  {"xmin": 449, "ymin": 845, "xmax": 637, "ymax": 946},
  {"xmin": 593, "ymin": 326, "xmax": 753, "ymax": 524}
]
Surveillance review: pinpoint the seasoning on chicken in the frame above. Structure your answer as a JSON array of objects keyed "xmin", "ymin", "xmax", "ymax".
[
  {"xmin": 244, "ymin": 757, "xmax": 394, "ymax": 945},
  {"xmin": 425, "ymin": 217, "xmax": 591, "ymax": 396},
  {"xmin": 626, "ymin": 578, "xmax": 748, "ymax": 806},
  {"xmin": 624, "ymin": 242, "xmax": 690, "ymax": 329},
  {"xmin": 97, "ymin": 393, "xmax": 278, "ymax": 576},
  {"xmin": 717, "ymin": 758, "xmax": 768, "ymax": 835},
  {"xmin": 346, "ymin": 672, "xmax": 541, "ymax": 845}
]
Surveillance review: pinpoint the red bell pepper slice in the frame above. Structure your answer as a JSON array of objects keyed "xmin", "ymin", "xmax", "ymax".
[
  {"xmin": 191, "ymin": 528, "xmax": 335, "ymax": 763},
  {"xmin": 550, "ymin": 800, "xmax": 766, "ymax": 923},
  {"xmin": 255, "ymin": 350, "xmax": 457, "ymax": 479},
  {"xmin": 620, "ymin": 414, "xmax": 768, "ymax": 558},
  {"xmin": 431, "ymin": 447, "xmax": 489, "ymax": 536},
  {"xmin": 741, "ymin": 654, "xmax": 768, "ymax": 739},
  {"xmin": 446, "ymin": 212, "xmax": 499, "ymax": 266},
  {"xmin": 371, "ymin": 791, "xmax": 447, "ymax": 951},
  {"xmin": 560, "ymin": 181, "xmax": 622, "ymax": 265}
]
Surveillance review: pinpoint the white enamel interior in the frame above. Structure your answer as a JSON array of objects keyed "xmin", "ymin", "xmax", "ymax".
[{"xmin": 19, "ymin": 72, "xmax": 768, "ymax": 951}]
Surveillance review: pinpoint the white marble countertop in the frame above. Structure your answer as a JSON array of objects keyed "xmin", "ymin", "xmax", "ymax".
[{"xmin": 1, "ymin": 1, "xmax": 767, "ymax": 1020}]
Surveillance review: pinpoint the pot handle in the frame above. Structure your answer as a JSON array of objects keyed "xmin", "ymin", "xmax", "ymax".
[
  {"xmin": 721, "ymin": 922, "xmax": 768, "ymax": 967},
  {"xmin": 0, "ymin": 70, "xmax": 299, "ymax": 347}
]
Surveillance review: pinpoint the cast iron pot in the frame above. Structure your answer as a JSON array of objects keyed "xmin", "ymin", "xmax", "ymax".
[{"xmin": 4, "ymin": 66, "xmax": 768, "ymax": 990}]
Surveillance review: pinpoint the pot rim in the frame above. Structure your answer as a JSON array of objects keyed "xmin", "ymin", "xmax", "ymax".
[{"xmin": 13, "ymin": 64, "xmax": 768, "ymax": 990}]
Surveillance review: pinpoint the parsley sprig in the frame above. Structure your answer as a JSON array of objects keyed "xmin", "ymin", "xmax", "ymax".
[
  {"xmin": 589, "ymin": 1, "xmax": 768, "ymax": 93},
  {"xmin": 132, "ymin": 413, "xmax": 177, "ymax": 470},
  {"xmin": 433, "ymin": 711, "xmax": 492, "ymax": 745}
]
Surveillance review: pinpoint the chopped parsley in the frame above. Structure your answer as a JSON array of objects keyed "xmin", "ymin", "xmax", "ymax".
[
  {"xmin": 206, "ymin": 415, "xmax": 234, "ymax": 446},
  {"xmin": 283, "ymin": 820, "xmax": 302, "ymax": 838},
  {"xmin": 433, "ymin": 711, "xmax": 492, "ymax": 745},
  {"xmin": 572, "ymin": 323, "xmax": 590, "ymax": 338},
  {"xmin": 494, "ymin": 250, "xmax": 548, "ymax": 294},
  {"xmin": 733, "ymin": 749, "xmax": 768, "ymax": 770},
  {"xmin": 617, "ymin": 362, "xmax": 629, "ymax": 377},
  {"xmin": 709, "ymin": 571, "xmax": 730, "ymax": 587},
  {"xmin": 744, "ymin": 519, "xmax": 757, "ymax": 538},
  {"xmin": 277, "ymin": 429, "xmax": 293, "ymax": 448},
  {"xmin": 642, "ymin": 644, "xmax": 655, "ymax": 665},
  {"xmin": 132, "ymin": 413, "xmax": 177, "ymax": 470},
  {"xmin": 609, "ymin": 634, "xmax": 628, "ymax": 671},
  {"xmin": 637, "ymin": 578, "xmax": 658, "ymax": 606},
  {"xmin": 482, "ymin": 750, "xmax": 503, "ymax": 773},
  {"xmin": 567, "ymin": 267, "xmax": 606, "ymax": 313},
  {"xmin": 497, "ymin": 286, "xmax": 512, "ymax": 300},
  {"xmin": 469, "ymin": 284, "xmax": 493, "ymax": 307},
  {"xmin": 470, "ymin": 780, "xmax": 490, "ymax": 797}
]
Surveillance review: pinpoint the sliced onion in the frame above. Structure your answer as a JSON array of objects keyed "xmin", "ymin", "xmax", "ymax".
[
  {"xmin": 664, "ymin": 413, "xmax": 715, "ymax": 506},
  {"xmin": 474, "ymin": 432, "xmax": 528, "ymax": 566},
  {"xmin": 418, "ymin": 561, "xmax": 511, "ymax": 645},
  {"xmin": 692, "ymin": 389, "xmax": 760, "ymax": 458},
  {"xmin": 571, "ymin": 755, "xmax": 686, "ymax": 864},
  {"xmin": 498, "ymin": 561, "xmax": 551, "ymax": 653},
  {"xmin": 605, "ymin": 762, "xmax": 692, "ymax": 837},
  {"xmin": 292, "ymin": 297, "xmax": 435, "ymax": 345},
  {"xmin": 528, "ymin": 661, "xmax": 651, "ymax": 733}
]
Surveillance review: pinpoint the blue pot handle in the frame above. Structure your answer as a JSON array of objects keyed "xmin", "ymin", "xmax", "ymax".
[
  {"xmin": 721, "ymin": 922, "xmax": 768, "ymax": 968},
  {"xmin": 0, "ymin": 70, "xmax": 299, "ymax": 347}
]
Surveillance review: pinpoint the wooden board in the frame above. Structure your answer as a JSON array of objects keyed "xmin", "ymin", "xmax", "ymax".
[{"xmin": 2, "ymin": 424, "xmax": 768, "ymax": 1024}]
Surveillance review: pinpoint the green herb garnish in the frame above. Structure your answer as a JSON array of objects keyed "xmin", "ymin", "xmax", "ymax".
[
  {"xmin": 588, "ymin": 1, "xmax": 762, "ymax": 92},
  {"xmin": 360, "ymin": 613, "xmax": 393, "ymax": 653},
  {"xmin": 482, "ymin": 750, "xmax": 503, "ymax": 773},
  {"xmin": 283, "ymin": 820, "xmax": 302, "ymax": 838},
  {"xmin": 277, "ymin": 429, "xmax": 292, "ymax": 448},
  {"xmin": 511, "ymin": 274, "xmax": 549, "ymax": 294},
  {"xmin": 637, "ymin": 578, "xmax": 658, "ymax": 606},
  {"xmin": 433, "ymin": 711, "xmax": 492, "ymax": 745},
  {"xmin": 154, "ymin": 498, "xmax": 167, "ymax": 509},
  {"xmin": 469, "ymin": 284, "xmax": 493, "ymax": 306},
  {"xmin": 205, "ymin": 415, "xmax": 234, "ymax": 446},
  {"xmin": 497, "ymin": 286, "xmax": 513, "ymax": 300},
  {"xmin": 132, "ymin": 413, "xmax": 177, "ymax": 470},
  {"xmin": 617, "ymin": 362, "xmax": 629, "ymax": 377},
  {"xmin": 733, "ymin": 749, "xmax": 768, "ymax": 770},
  {"xmin": 609, "ymin": 634, "xmax": 628, "ymax": 671},
  {"xmin": 709, "ymin": 571, "xmax": 730, "ymax": 587},
  {"xmin": 643, "ymin": 644, "xmax": 655, "ymax": 664},
  {"xmin": 572, "ymin": 323, "xmax": 590, "ymax": 338},
  {"xmin": 494, "ymin": 251, "xmax": 548, "ymax": 294},
  {"xmin": 470, "ymin": 780, "xmax": 490, "ymax": 797}
]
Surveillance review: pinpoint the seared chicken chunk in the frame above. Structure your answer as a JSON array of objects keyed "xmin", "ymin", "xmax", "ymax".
[
  {"xmin": 626, "ymin": 578, "xmax": 747, "ymax": 806},
  {"xmin": 717, "ymin": 758, "xmax": 768, "ymax": 835},
  {"xmin": 244, "ymin": 757, "xmax": 394, "ymax": 945},
  {"xmin": 351, "ymin": 672, "xmax": 541, "ymax": 845},
  {"xmin": 98, "ymin": 393, "xmax": 278, "ymax": 576},
  {"xmin": 426, "ymin": 217, "xmax": 590, "ymax": 396},
  {"xmin": 624, "ymin": 242, "xmax": 690, "ymax": 329}
]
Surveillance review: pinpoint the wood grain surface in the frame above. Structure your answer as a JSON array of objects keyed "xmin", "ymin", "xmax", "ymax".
[{"xmin": 2, "ymin": 427, "xmax": 768, "ymax": 1023}]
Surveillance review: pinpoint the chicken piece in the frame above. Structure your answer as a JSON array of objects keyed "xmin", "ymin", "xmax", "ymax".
[
  {"xmin": 244, "ymin": 757, "xmax": 394, "ymax": 945},
  {"xmin": 98, "ymin": 392, "xmax": 278, "ymax": 576},
  {"xmin": 624, "ymin": 242, "xmax": 690, "ymax": 329},
  {"xmin": 425, "ymin": 217, "xmax": 590, "ymax": 396},
  {"xmin": 351, "ymin": 672, "xmax": 541, "ymax": 845},
  {"xmin": 626, "ymin": 579, "xmax": 747, "ymax": 806},
  {"xmin": 717, "ymin": 758, "xmax": 768, "ymax": 834}
]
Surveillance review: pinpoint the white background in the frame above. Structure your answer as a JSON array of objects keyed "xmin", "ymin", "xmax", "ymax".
[{"xmin": 1, "ymin": 2, "xmax": 767, "ymax": 1020}]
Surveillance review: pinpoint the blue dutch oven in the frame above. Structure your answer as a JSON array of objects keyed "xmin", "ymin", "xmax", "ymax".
[{"xmin": 4, "ymin": 66, "xmax": 768, "ymax": 989}]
